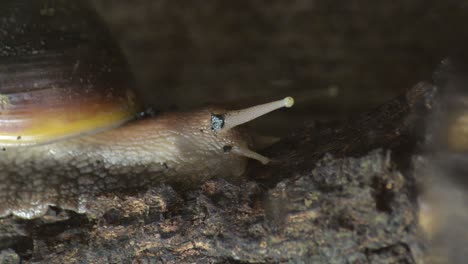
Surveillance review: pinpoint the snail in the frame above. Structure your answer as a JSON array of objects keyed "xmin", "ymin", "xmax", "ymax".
[{"xmin": 0, "ymin": 1, "xmax": 294, "ymax": 219}]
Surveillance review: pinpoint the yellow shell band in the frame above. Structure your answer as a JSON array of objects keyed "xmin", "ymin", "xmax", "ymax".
[{"xmin": 0, "ymin": 103, "xmax": 139, "ymax": 146}]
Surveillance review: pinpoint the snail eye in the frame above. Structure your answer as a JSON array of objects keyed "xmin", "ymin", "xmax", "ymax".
[{"xmin": 210, "ymin": 113, "xmax": 225, "ymax": 131}]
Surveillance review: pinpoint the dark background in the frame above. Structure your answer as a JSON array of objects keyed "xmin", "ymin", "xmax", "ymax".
[{"xmin": 91, "ymin": 0, "xmax": 468, "ymax": 134}]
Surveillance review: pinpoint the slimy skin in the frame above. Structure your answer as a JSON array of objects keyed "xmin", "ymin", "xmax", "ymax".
[
  {"xmin": 0, "ymin": 98, "xmax": 294, "ymax": 219},
  {"xmin": 0, "ymin": 1, "xmax": 296, "ymax": 219}
]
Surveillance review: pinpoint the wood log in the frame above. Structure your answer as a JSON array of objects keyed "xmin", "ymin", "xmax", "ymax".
[{"xmin": 0, "ymin": 83, "xmax": 435, "ymax": 263}]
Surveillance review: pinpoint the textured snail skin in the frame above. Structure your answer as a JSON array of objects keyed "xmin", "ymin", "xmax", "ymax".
[
  {"xmin": 0, "ymin": 108, "xmax": 249, "ymax": 219},
  {"xmin": 0, "ymin": 1, "xmax": 294, "ymax": 219}
]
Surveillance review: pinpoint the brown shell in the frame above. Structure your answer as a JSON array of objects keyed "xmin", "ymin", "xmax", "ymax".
[{"xmin": 0, "ymin": 0, "xmax": 140, "ymax": 146}]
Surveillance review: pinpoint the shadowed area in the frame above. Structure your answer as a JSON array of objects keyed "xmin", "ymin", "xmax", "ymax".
[{"xmin": 0, "ymin": 0, "xmax": 466, "ymax": 262}]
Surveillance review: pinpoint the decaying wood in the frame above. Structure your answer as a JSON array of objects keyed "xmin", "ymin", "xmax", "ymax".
[
  {"xmin": 0, "ymin": 83, "xmax": 435, "ymax": 263},
  {"xmin": 254, "ymin": 82, "xmax": 435, "ymax": 186}
]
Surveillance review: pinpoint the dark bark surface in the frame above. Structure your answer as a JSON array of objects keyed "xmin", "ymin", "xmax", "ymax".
[{"xmin": 0, "ymin": 83, "xmax": 435, "ymax": 263}]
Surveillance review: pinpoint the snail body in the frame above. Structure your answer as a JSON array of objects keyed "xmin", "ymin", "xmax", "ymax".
[{"xmin": 0, "ymin": 1, "xmax": 293, "ymax": 219}]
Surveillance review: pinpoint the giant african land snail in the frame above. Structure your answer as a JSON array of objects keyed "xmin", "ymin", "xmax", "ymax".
[{"xmin": 0, "ymin": 0, "xmax": 293, "ymax": 219}]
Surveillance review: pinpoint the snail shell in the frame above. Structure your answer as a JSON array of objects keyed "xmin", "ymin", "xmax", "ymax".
[
  {"xmin": 0, "ymin": 0, "xmax": 138, "ymax": 146},
  {"xmin": 0, "ymin": 0, "xmax": 294, "ymax": 219}
]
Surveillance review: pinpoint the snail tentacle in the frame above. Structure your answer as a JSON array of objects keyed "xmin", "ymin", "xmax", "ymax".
[
  {"xmin": 0, "ymin": 0, "xmax": 296, "ymax": 219},
  {"xmin": 221, "ymin": 97, "xmax": 294, "ymax": 131},
  {"xmin": 232, "ymin": 145, "xmax": 270, "ymax": 165},
  {"xmin": 211, "ymin": 97, "xmax": 295, "ymax": 164}
]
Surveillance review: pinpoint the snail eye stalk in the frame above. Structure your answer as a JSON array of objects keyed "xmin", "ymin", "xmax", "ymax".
[
  {"xmin": 219, "ymin": 97, "xmax": 294, "ymax": 132},
  {"xmin": 215, "ymin": 96, "xmax": 294, "ymax": 165}
]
